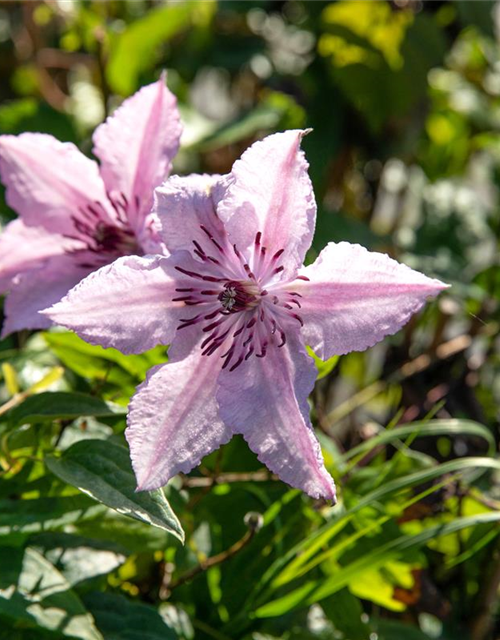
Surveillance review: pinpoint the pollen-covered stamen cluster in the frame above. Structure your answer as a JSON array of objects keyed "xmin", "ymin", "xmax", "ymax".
[
  {"xmin": 219, "ymin": 280, "xmax": 259, "ymax": 313},
  {"xmin": 173, "ymin": 227, "xmax": 309, "ymax": 371},
  {"xmin": 63, "ymin": 192, "xmax": 142, "ymax": 267}
]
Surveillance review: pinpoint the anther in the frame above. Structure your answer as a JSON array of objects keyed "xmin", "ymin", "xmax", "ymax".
[{"xmin": 229, "ymin": 356, "xmax": 244, "ymax": 372}]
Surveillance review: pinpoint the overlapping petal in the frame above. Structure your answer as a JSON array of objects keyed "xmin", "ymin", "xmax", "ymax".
[
  {"xmin": 294, "ymin": 242, "xmax": 448, "ymax": 360},
  {"xmin": 155, "ymin": 174, "xmax": 228, "ymax": 253},
  {"xmin": 0, "ymin": 133, "xmax": 114, "ymax": 237},
  {"xmin": 44, "ymin": 254, "xmax": 192, "ymax": 354},
  {"xmin": 93, "ymin": 76, "xmax": 182, "ymax": 232},
  {"xmin": 0, "ymin": 219, "xmax": 75, "ymax": 292},
  {"xmin": 216, "ymin": 334, "xmax": 336, "ymax": 501},
  {"xmin": 1, "ymin": 254, "xmax": 92, "ymax": 337},
  {"xmin": 217, "ymin": 130, "xmax": 316, "ymax": 279},
  {"xmin": 126, "ymin": 347, "xmax": 232, "ymax": 491}
]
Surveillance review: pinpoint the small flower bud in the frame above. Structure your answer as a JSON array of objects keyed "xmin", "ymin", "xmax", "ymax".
[{"xmin": 244, "ymin": 511, "xmax": 264, "ymax": 532}]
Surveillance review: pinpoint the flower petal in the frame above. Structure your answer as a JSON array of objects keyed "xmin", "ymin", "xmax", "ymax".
[
  {"xmin": 217, "ymin": 130, "xmax": 316, "ymax": 278},
  {"xmin": 0, "ymin": 133, "xmax": 114, "ymax": 236},
  {"xmin": 126, "ymin": 348, "xmax": 231, "ymax": 491},
  {"xmin": 93, "ymin": 75, "xmax": 182, "ymax": 232},
  {"xmin": 294, "ymin": 242, "xmax": 448, "ymax": 360},
  {"xmin": 1, "ymin": 255, "xmax": 92, "ymax": 337},
  {"xmin": 44, "ymin": 254, "xmax": 190, "ymax": 354},
  {"xmin": 154, "ymin": 174, "xmax": 228, "ymax": 253},
  {"xmin": 0, "ymin": 219, "xmax": 73, "ymax": 292},
  {"xmin": 216, "ymin": 335, "xmax": 336, "ymax": 501}
]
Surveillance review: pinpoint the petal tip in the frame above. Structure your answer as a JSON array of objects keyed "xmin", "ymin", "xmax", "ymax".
[
  {"xmin": 39, "ymin": 299, "xmax": 65, "ymax": 322},
  {"xmin": 38, "ymin": 305, "xmax": 54, "ymax": 318},
  {"xmin": 135, "ymin": 471, "xmax": 162, "ymax": 493},
  {"xmin": 426, "ymin": 277, "xmax": 451, "ymax": 297},
  {"xmin": 437, "ymin": 279, "xmax": 451, "ymax": 291}
]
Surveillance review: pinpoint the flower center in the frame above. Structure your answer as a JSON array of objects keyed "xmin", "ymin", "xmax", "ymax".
[
  {"xmin": 93, "ymin": 221, "xmax": 138, "ymax": 255},
  {"xmin": 218, "ymin": 280, "xmax": 260, "ymax": 313},
  {"xmin": 63, "ymin": 192, "xmax": 142, "ymax": 267},
  {"xmin": 173, "ymin": 225, "xmax": 308, "ymax": 371}
]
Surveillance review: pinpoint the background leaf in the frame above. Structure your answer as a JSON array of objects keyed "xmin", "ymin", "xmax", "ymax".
[
  {"xmin": 8, "ymin": 392, "xmax": 125, "ymax": 427},
  {"xmin": 0, "ymin": 547, "xmax": 103, "ymax": 640},
  {"xmin": 46, "ymin": 440, "xmax": 184, "ymax": 542}
]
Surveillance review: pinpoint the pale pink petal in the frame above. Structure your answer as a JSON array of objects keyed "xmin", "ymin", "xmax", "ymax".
[
  {"xmin": 154, "ymin": 174, "xmax": 228, "ymax": 253},
  {"xmin": 134, "ymin": 212, "xmax": 167, "ymax": 256},
  {"xmin": 126, "ymin": 347, "xmax": 231, "ymax": 491},
  {"xmin": 0, "ymin": 219, "xmax": 75, "ymax": 292},
  {"xmin": 216, "ymin": 335, "xmax": 336, "ymax": 501},
  {"xmin": 293, "ymin": 242, "xmax": 448, "ymax": 360},
  {"xmin": 217, "ymin": 130, "xmax": 316, "ymax": 278},
  {"xmin": 93, "ymin": 75, "xmax": 182, "ymax": 232},
  {"xmin": 1, "ymin": 255, "xmax": 92, "ymax": 337},
  {"xmin": 43, "ymin": 254, "xmax": 191, "ymax": 355},
  {"xmin": 0, "ymin": 133, "xmax": 114, "ymax": 236}
]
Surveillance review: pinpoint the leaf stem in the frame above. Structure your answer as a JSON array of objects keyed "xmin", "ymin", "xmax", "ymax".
[{"xmin": 163, "ymin": 514, "xmax": 262, "ymax": 596}]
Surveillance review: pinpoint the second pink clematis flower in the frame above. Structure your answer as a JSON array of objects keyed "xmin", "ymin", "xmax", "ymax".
[
  {"xmin": 45, "ymin": 130, "xmax": 448, "ymax": 501},
  {"xmin": 0, "ymin": 74, "xmax": 181, "ymax": 336}
]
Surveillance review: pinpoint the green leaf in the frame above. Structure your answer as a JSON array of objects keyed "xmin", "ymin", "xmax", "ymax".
[
  {"xmin": 319, "ymin": 3, "xmax": 445, "ymax": 131},
  {"xmin": 374, "ymin": 619, "xmax": 433, "ymax": 640},
  {"xmin": 46, "ymin": 440, "xmax": 184, "ymax": 542},
  {"xmin": 255, "ymin": 510, "xmax": 500, "ymax": 618},
  {"xmin": 0, "ymin": 495, "xmax": 105, "ymax": 545},
  {"xmin": 44, "ymin": 331, "xmax": 165, "ymax": 382},
  {"xmin": 106, "ymin": 1, "xmax": 216, "ymax": 95},
  {"xmin": 0, "ymin": 99, "xmax": 77, "ymax": 141},
  {"xmin": 2, "ymin": 362, "xmax": 19, "ymax": 396},
  {"xmin": 74, "ymin": 511, "xmax": 172, "ymax": 554},
  {"xmin": 32, "ymin": 534, "xmax": 126, "ymax": 587},
  {"xmin": 341, "ymin": 419, "xmax": 496, "ymax": 463},
  {"xmin": 455, "ymin": 0, "xmax": 496, "ymax": 37},
  {"xmin": 247, "ymin": 456, "xmax": 500, "ymax": 613},
  {"xmin": 306, "ymin": 347, "xmax": 339, "ymax": 380},
  {"xmin": 322, "ymin": 589, "xmax": 371, "ymax": 640},
  {"xmin": 347, "ymin": 560, "xmax": 417, "ymax": 611},
  {"xmin": 192, "ymin": 91, "xmax": 306, "ymax": 152},
  {"xmin": 83, "ymin": 591, "xmax": 178, "ymax": 640},
  {"xmin": 8, "ymin": 392, "xmax": 126, "ymax": 426},
  {"xmin": 0, "ymin": 546, "xmax": 103, "ymax": 639}
]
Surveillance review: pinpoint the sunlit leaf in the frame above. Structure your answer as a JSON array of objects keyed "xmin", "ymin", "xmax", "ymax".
[
  {"xmin": 255, "ymin": 511, "xmax": 500, "ymax": 617},
  {"xmin": 306, "ymin": 347, "xmax": 339, "ymax": 380},
  {"xmin": 347, "ymin": 561, "xmax": 417, "ymax": 612},
  {"xmin": 106, "ymin": 1, "xmax": 216, "ymax": 95},
  {"xmin": 319, "ymin": 2, "xmax": 446, "ymax": 131},
  {"xmin": 1, "ymin": 363, "xmax": 18, "ymax": 396},
  {"xmin": 0, "ymin": 546, "xmax": 103, "ymax": 639}
]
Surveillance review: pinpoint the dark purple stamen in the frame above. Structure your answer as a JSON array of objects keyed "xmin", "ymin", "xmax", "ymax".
[{"xmin": 172, "ymin": 227, "xmax": 305, "ymax": 370}]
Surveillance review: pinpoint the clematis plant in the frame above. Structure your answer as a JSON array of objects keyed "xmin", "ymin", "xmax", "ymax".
[
  {"xmin": 45, "ymin": 130, "xmax": 447, "ymax": 501},
  {"xmin": 0, "ymin": 75, "xmax": 181, "ymax": 336}
]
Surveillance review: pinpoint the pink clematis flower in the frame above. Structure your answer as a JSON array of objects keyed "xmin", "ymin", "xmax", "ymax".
[
  {"xmin": 0, "ymin": 75, "xmax": 181, "ymax": 336},
  {"xmin": 45, "ymin": 130, "xmax": 447, "ymax": 501}
]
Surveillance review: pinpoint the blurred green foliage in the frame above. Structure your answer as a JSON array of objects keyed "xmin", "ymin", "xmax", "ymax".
[{"xmin": 1, "ymin": 1, "xmax": 500, "ymax": 640}]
